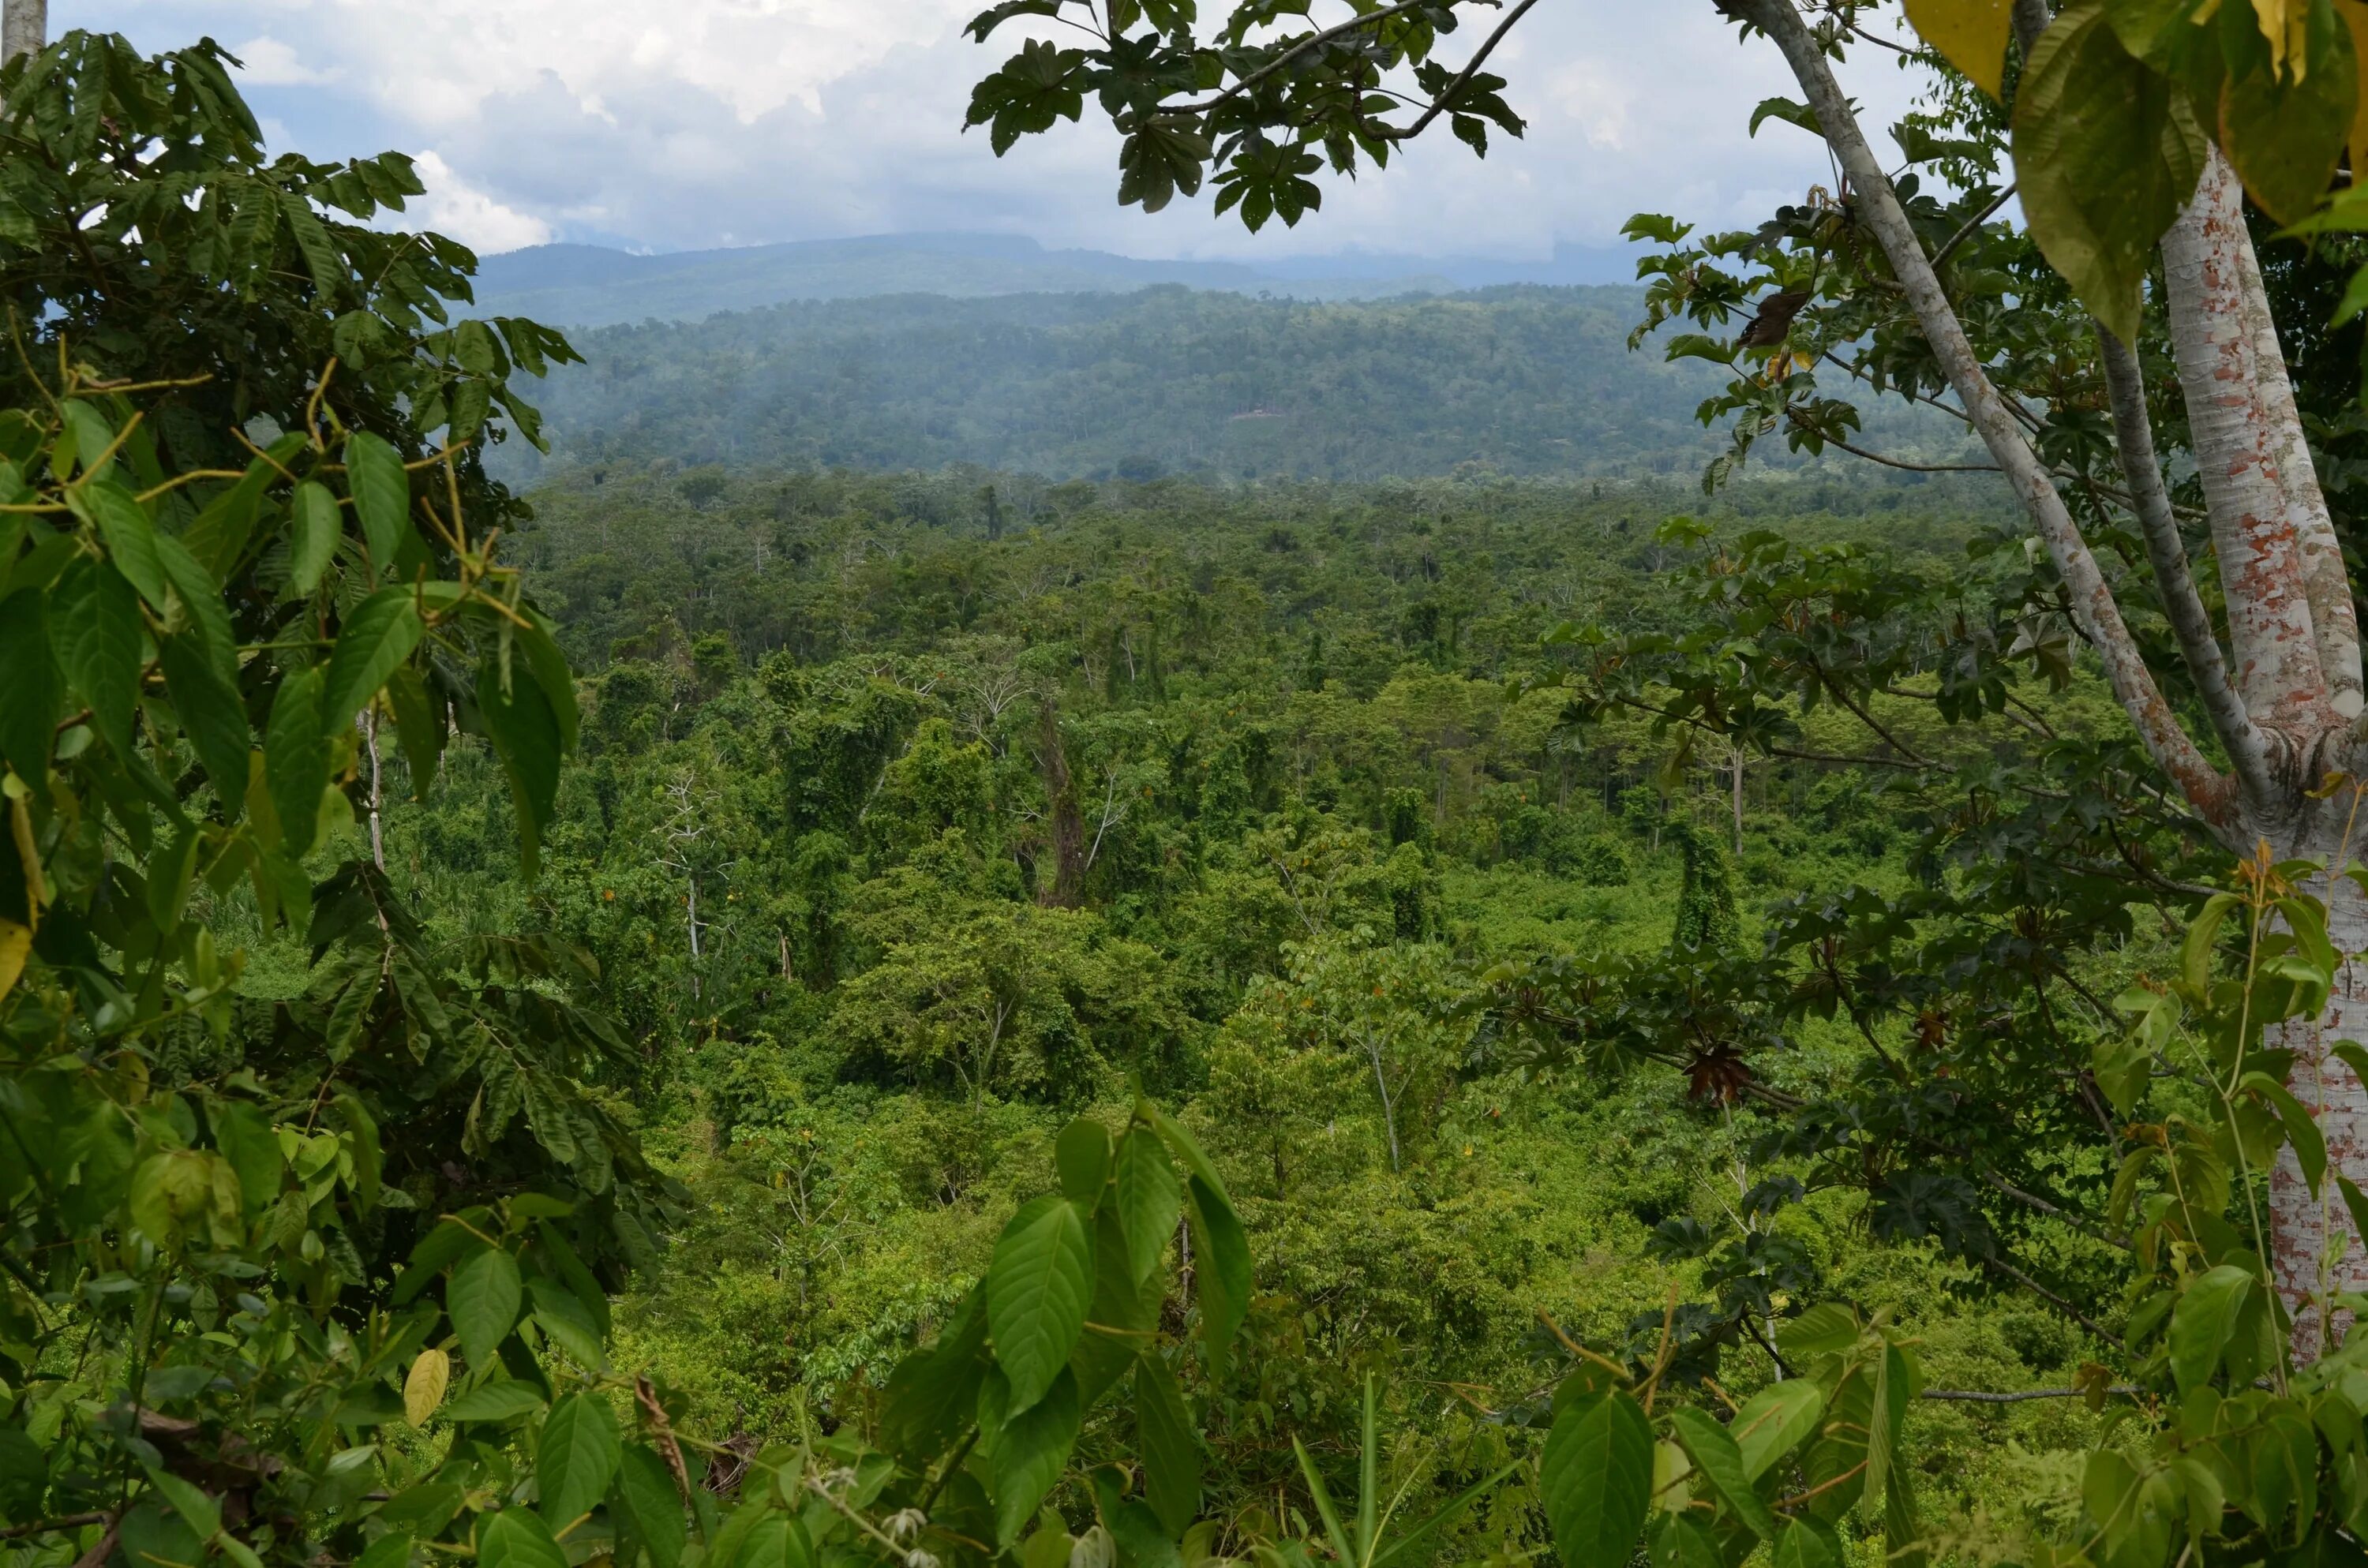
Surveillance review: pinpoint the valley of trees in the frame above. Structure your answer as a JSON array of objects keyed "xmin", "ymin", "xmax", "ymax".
[
  {"xmin": 501, "ymin": 287, "xmax": 1972, "ymax": 488},
  {"xmin": 23, "ymin": 7, "xmax": 2368, "ymax": 1568}
]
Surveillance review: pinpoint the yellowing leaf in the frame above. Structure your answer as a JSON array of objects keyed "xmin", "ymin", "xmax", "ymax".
[
  {"xmin": 1903, "ymin": 0, "xmax": 2016, "ymax": 98},
  {"xmin": 2257, "ymin": 0, "xmax": 2310, "ymax": 79},
  {"xmin": 0, "ymin": 919, "xmax": 28, "ymax": 1002},
  {"xmin": 405, "ymin": 1347, "xmax": 451, "ymax": 1427},
  {"xmin": 2340, "ymin": 1, "xmax": 2368, "ymax": 174}
]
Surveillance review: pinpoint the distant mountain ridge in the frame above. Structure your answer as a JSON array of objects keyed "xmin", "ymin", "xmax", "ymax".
[{"xmin": 467, "ymin": 232, "xmax": 1643, "ymax": 327}]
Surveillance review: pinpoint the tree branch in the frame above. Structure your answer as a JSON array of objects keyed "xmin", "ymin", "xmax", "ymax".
[
  {"xmin": 1373, "ymin": 0, "xmax": 1544, "ymax": 141},
  {"xmin": 2096, "ymin": 327, "xmax": 2280, "ymax": 812},
  {"xmin": 1928, "ymin": 183, "xmax": 2016, "ymax": 273},
  {"xmin": 1748, "ymin": 0, "xmax": 2241, "ymax": 844}
]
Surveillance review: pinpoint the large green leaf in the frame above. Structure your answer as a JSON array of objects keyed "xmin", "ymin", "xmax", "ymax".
[
  {"xmin": 0, "ymin": 589, "xmax": 60, "ymax": 783},
  {"xmin": 185, "ymin": 435, "xmax": 305, "ymax": 578},
  {"xmin": 448, "ymin": 1245, "xmax": 524, "ymax": 1370},
  {"xmin": 2010, "ymin": 0, "xmax": 2207, "ymax": 344},
  {"xmin": 538, "ymin": 1392, "xmax": 623, "ymax": 1531},
  {"xmin": 1538, "ymin": 1390, "xmax": 1653, "ymax": 1568},
  {"xmin": 1137, "ymin": 1353, "xmax": 1200, "ymax": 1536},
  {"xmin": 86, "ymin": 477, "xmax": 166, "ymax": 609},
  {"xmin": 265, "ymin": 666, "xmax": 330, "ymax": 859},
  {"xmin": 611, "ymin": 1444, "xmax": 688, "ymax": 1568},
  {"xmin": 478, "ymin": 657, "xmax": 563, "ymax": 876},
  {"xmin": 992, "ymin": 1366, "xmax": 1081, "ymax": 1546},
  {"xmin": 288, "ymin": 481, "xmax": 340, "ymax": 597},
  {"xmin": 346, "ymin": 429, "xmax": 410, "ymax": 565},
  {"xmin": 320, "ymin": 589, "xmax": 425, "ymax": 738},
  {"xmin": 2169, "ymin": 1265, "xmax": 2254, "ymax": 1393},
  {"xmin": 477, "ymin": 1510, "xmax": 568, "ymax": 1568},
  {"xmin": 157, "ymin": 634, "xmax": 249, "ymax": 821},
  {"xmin": 1183, "ymin": 1174, "xmax": 1250, "ymax": 1379},
  {"xmin": 984, "ymin": 1193, "xmax": 1094, "ymax": 1412},
  {"xmin": 384, "ymin": 664, "xmax": 446, "ymax": 801},
  {"xmin": 1114, "ymin": 1125, "xmax": 1181, "ymax": 1285},
  {"xmin": 1771, "ymin": 1521, "xmax": 1837, "ymax": 1568},
  {"xmin": 1732, "ymin": 1380, "xmax": 1824, "ymax": 1482},
  {"xmin": 731, "ymin": 1517, "xmax": 813, "ymax": 1568},
  {"xmin": 440, "ymin": 1381, "xmax": 547, "ymax": 1424},
  {"xmin": 882, "ymin": 1287, "xmax": 989, "ymax": 1463},
  {"xmin": 1056, "ymin": 1117, "xmax": 1111, "ymax": 1205},
  {"xmin": 1072, "ymin": 1206, "xmax": 1152, "ymax": 1406},
  {"xmin": 1666, "ymin": 1406, "xmax": 1779, "ymax": 1543},
  {"xmin": 47, "ymin": 556, "xmax": 143, "ymax": 758}
]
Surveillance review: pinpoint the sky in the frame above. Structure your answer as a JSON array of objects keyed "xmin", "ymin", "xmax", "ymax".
[{"xmin": 54, "ymin": 1, "xmax": 1935, "ymax": 263}]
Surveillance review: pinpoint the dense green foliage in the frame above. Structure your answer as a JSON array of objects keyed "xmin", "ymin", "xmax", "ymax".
[{"xmin": 504, "ymin": 287, "xmax": 1972, "ymax": 488}]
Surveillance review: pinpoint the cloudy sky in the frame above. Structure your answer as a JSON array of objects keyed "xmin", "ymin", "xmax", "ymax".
[{"xmin": 55, "ymin": 1, "xmax": 1934, "ymax": 261}]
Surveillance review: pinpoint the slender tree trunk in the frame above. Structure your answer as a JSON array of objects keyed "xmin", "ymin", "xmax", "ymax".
[{"xmin": 2, "ymin": 0, "xmax": 42, "ymax": 64}]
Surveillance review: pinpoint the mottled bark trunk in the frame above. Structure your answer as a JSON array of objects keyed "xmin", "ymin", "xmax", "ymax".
[
  {"xmin": 1, "ymin": 0, "xmax": 42, "ymax": 63},
  {"xmin": 2271, "ymin": 829, "xmax": 2368, "ymax": 1353},
  {"xmin": 2161, "ymin": 153, "xmax": 2330, "ymax": 735}
]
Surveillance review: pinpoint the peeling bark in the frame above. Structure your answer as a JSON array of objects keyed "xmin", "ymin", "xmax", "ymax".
[{"xmin": 2161, "ymin": 153, "xmax": 2329, "ymax": 735}]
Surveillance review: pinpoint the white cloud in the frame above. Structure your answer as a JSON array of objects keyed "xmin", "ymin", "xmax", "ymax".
[
  {"xmin": 403, "ymin": 151, "xmax": 553, "ymax": 255},
  {"xmin": 227, "ymin": 34, "xmax": 337, "ymax": 86},
  {"xmin": 58, "ymin": 0, "xmax": 1939, "ymax": 262}
]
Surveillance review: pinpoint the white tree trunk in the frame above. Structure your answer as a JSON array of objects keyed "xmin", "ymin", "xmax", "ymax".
[
  {"xmin": 0, "ymin": 0, "xmax": 41, "ymax": 62},
  {"xmin": 2160, "ymin": 152, "xmax": 2331, "ymax": 737},
  {"xmin": 2270, "ymin": 830, "xmax": 2368, "ymax": 1353}
]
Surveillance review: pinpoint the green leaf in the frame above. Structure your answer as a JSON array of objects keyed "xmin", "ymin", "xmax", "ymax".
[
  {"xmin": 1771, "ymin": 1521, "xmax": 1837, "ymax": 1568},
  {"xmin": 1183, "ymin": 1174, "xmax": 1250, "ymax": 1379},
  {"xmin": 517, "ymin": 612, "xmax": 580, "ymax": 755},
  {"xmin": 185, "ymin": 435, "xmax": 304, "ymax": 578},
  {"xmin": 984, "ymin": 1193, "xmax": 1093, "ymax": 1412},
  {"xmin": 87, "ymin": 478, "xmax": 166, "ymax": 609},
  {"xmin": 2169, "ymin": 1264, "xmax": 2254, "ymax": 1394},
  {"xmin": 1072, "ymin": 1207, "xmax": 1151, "ymax": 1406},
  {"xmin": 1666, "ymin": 1406, "xmax": 1780, "ymax": 1543},
  {"xmin": 1114, "ymin": 1125, "xmax": 1181, "ymax": 1285},
  {"xmin": 882, "ymin": 1287, "xmax": 988, "ymax": 1464},
  {"xmin": 1539, "ymin": 1389, "xmax": 1654, "ymax": 1568},
  {"xmin": 384, "ymin": 664, "xmax": 446, "ymax": 802},
  {"xmin": 2182, "ymin": 892, "xmax": 2242, "ymax": 994},
  {"xmin": 478, "ymin": 657, "xmax": 562, "ymax": 876},
  {"xmin": 48, "ymin": 556, "xmax": 144, "ymax": 758},
  {"xmin": 477, "ymin": 1510, "xmax": 568, "ymax": 1568},
  {"xmin": 288, "ymin": 481, "xmax": 340, "ymax": 597},
  {"xmin": 1776, "ymin": 1302, "xmax": 1862, "ymax": 1360},
  {"xmin": 528, "ymin": 1274, "xmax": 609, "ymax": 1369},
  {"xmin": 538, "ymin": 1392, "xmax": 623, "ymax": 1531},
  {"xmin": 2010, "ymin": 0, "xmax": 2208, "ymax": 344},
  {"xmin": 210, "ymin": 1100, "xmax": 280, "ymax": 1220},
  {"xmin": 440, "ymin": 1380, "xmax": 547, "ymax": 1424},
  {"xmin": 993, "ymin": 1365, "xmax": 1081, "ymax": 1547},
  {"xmin": 448, "ymin": 1245, "xmax": 524, "ymax": 1369},
  {"xmin": 265, "ymin": 666, "xmax": 331, "ymax": 860},
  {"xmin": 1137, "ymin": 1353, "xmax": 1200, "ymax": 1536},
  {"xmin": 60, "ymin": 401, "xmax": 116, "ymax": 481},
  {"xmin": 612, "ymin": 1445, "xmax": 688, "ymax": 1568},
  {"xmin": 730, "ymin": 1517, "xmax": 813, "ymax": 1568},
  {"xmin": 321, "ymin": 589, "xmax": 425, "ymax": 739},
  {"xmin": 2240, "ymin": 1070, "xmax": 2329, "ymax": 1196},
  {"xmin": 1732, "ymin": 1381, "xmax": 1824, "ymax": 1482},
  {"xmin": 157, "ymin": 634, "xmax": 247, "ymax": 820},
  {"xmin": 334, "ymin": 1091, "xmax": 381, "ymax": 1209},
  {"xmin": 1647, "ymin": 1515, "xmax": 1723, "ymax": 1568},
  {"xmin": 0, "ymin": 589, "xmax": 60, "ymax": 782},
  {"xmin": 346, "ymin": 430, "xmax": 410, "ymax": 565},
  {"xmin": 1056, "ymin": 1117, "xmax": 1111, "ymax": 1205}
]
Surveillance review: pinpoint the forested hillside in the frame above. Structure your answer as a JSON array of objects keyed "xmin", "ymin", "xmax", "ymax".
[{"xmin": 504, "ymin": 286, "xmax": 1976, "ymax": 485}]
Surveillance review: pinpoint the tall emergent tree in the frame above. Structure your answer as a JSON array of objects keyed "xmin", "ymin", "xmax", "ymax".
[{"xmin": 962, "ymin": 0, "xmax": 2368, "ymax": 1342}]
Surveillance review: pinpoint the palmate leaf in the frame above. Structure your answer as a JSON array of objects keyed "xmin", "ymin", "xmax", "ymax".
[{"xmin": 984, "ymin": 1194, "xmax": 1094, "ymax": 1411}]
